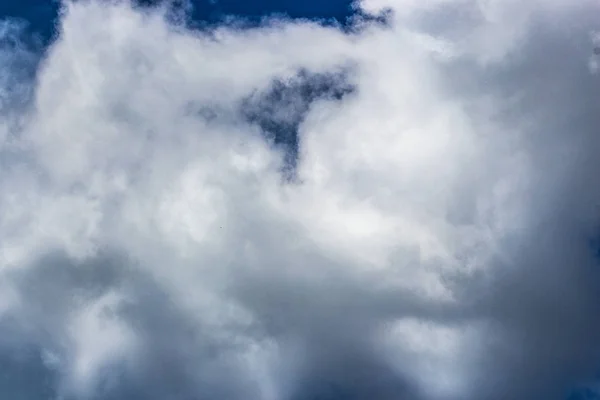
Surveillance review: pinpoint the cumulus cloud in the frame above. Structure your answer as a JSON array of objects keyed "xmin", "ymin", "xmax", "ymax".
[{"xmin": 0, "ymin": 0, "xmax": 600, "ymax": 399}]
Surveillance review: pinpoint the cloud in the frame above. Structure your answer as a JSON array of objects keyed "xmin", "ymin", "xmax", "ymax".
[{"xmin": 0, "ymin": 0, "xmax": 600, "ymax": 399}]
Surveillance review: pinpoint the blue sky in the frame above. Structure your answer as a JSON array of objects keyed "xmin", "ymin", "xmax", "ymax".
[
  {"xmin": 0, "ymin": 1, "xmax": 600, "ymax": 400},
  {"xmin": 0, "ymin": 0, "xmax": 354, "ymax": 42}
]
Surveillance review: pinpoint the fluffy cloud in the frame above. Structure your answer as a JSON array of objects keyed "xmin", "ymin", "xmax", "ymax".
[{"xmin": 0, "ymin": 0, "xmax": 599, "ymax": 399}]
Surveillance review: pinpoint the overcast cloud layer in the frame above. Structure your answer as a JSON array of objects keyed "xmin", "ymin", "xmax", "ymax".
[{"xmin": 1, "ymin": 0, "xmax": 600, "ymax": 399}]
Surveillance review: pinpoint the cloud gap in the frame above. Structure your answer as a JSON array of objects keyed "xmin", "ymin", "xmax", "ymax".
[{"xmin": 241, "ymin": 68, "xmax": 355, "ymax": 179}]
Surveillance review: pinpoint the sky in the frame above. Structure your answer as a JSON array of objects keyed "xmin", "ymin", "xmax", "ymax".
[{"xmin": 0, "ymin": 0, "xmax": 600, "ymax": 399}]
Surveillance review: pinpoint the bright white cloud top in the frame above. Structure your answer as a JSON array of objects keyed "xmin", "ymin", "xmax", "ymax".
[{"xmin": 0, "ymin": 0, "xmax": 599, "ymax": 399}]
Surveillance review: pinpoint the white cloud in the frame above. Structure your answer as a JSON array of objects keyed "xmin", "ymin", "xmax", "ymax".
[{"xmin": 0, "ymin": 0, "xmax": 599, "ymax": 398}]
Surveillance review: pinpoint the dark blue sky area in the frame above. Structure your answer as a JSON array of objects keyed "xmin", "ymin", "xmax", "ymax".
[{"xmin": 0, "ymin": 0, "xmax": 356, "ymax": 44}]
